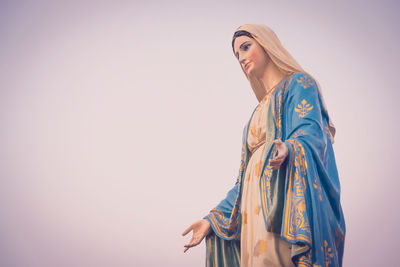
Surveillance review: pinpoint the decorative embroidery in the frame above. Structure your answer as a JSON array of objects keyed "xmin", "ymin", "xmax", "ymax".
[
  {"xmin": 240, "ymin": 143, "xmax": 246, "ymax": 172},
  {"xmin": 293, "ymin": 129, "xmax": 307, "ymax": 139},
  {"xmin": 250, "ymin": 125, "xmax": 256, "ymax": 137},
  {"xmin": 208, "ymin": 206, "xmax": 241, "ymax": 239},
  {"xmin": 207, "ymin": 139, "xmax": 249, "ymax": 239},
  {"xmin": 255, "ymin": 160, "xmax": 263, "ymax": 178},
  {"xmin": 295, "ymin": 99, "xmax": 314, "ymax": 118},
  {"xmin": 272, "ymin": 82, "xmax": 285, "ymax": 138},
  {"xmin": 335, "ymin": 226, "xmax": 345, "ymax": 250},
  {"xmin": 282, "ymin": 139, "xmax": 312, "ymax": 243},
  {"xmin": 260, "ymin": 164, "xmax": 273, "ymax": 220},
  {"xmin": 322, "ymin": 240, "xmax": 334, "ymax": 266},
  {"xmin": 242, "ymin": 211, "xmax": 247, "ymax": 224},
  {"xmin": 207, "ymin": 72, "xmax": 344, "ymax": 266},
  {"xmin": 296, "ymin": 74, "xmax": 315, "ymax": 89},
  {"xmin": 253, "ymin": 240, "xmax": 268, "ymax": 257},
  {"xmin": 313, "ymin": 177, "xmax": 323, "ymax": 201},
  {"xmin": 254, "ymin": 205, "xmax": 261, "ymax": 215},
  {"xmin": 261, "ymin": 74, "xmax": 293, "ymax": 223},
  {"xmin": 296, "ymin": 249, "xmax": 312, "ymax": 267}
]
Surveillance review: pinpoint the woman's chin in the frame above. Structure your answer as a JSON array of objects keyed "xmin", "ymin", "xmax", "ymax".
[{"xmin": 246, "ymin": 68, "xmax": 255, "ymax": 76}]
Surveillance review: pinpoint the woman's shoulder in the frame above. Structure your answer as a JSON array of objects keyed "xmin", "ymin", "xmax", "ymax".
[
  {"xmin": 283, "ymin": 71, "xmax": 319, "ymax": 97},
  {"xmin": 280, "ymin": 72, "xmax": 320, "ymax": 105},
  {"xmin": 288, "ymin": 72, "xmax": 317, "ymax": 89}
]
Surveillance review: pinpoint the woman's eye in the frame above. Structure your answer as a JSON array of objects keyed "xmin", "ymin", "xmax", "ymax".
[{"xmin": 243, "ymin": 44, "xmax": 250, "ymax": 51}]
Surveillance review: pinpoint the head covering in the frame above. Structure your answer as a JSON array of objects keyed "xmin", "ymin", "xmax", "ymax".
[{"xmin": 232, "ymin": 24, "xmax": 336, "ymax": 142}]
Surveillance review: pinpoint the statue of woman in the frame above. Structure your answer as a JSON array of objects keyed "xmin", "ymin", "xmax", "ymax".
[{"xmin": 182, "ymin": 24, "xmax": 346, "ymax": 267}]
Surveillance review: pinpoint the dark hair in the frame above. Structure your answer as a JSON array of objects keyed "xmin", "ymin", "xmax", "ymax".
[{"xmin": 231, "ymin": 30, "xmax": 254, "ymax": 53}]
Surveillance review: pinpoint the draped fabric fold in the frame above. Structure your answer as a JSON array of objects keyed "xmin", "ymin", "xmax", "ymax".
[{"xmin": 203, "ymin": 72, "xmax": 345, "ymax": 267}]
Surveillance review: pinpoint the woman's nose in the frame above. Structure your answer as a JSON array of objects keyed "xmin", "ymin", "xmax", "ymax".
[{"xmin": 239, "ymin": 58, "xmax": 247, "ymax": 67}]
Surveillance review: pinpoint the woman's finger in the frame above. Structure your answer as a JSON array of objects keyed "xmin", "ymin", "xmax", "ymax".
[
  {"xmin": 272, "ymin": 151, "xmax": 283, "ymax": 160},
  {"xmin": 184, "ymin": 240, "xmax": 199, "ymax": 252},
  {"xmin": 270, "ymin": 164, "xmax": 279, "ymax": 170},
  {"xmin": 271, "ymin": 154, "xmax": 283, "ymax": 161},
  {"xmin": 187, "ymin": 234, "xmax": 201, "ymax": 246},
  {"xmin": 182, "ymin": 225, "xmax": 193, "ymax": 236},
  {"xmin": 184, "ymin": 237, "xmax": 201, "ymax": 253},
  {"xmin": 271, "ymin": 163, "xmax": 282, "ymax": 168},
  {"xmin": 272, "ymin": 139, "xmax": 282, "ymax": 146},
  {"xmin": 184, "ymin": 242, "xmax": 194, "ymax": 248},
  {"xmin": 269, "ymin": 161, "xmax": 277, "ymax": 167},
  {"xmin": 272, "ymin": 162, "xmax": 282, "ymax": 169},
  {"xmin": 184, "ymin": 238, "xmax": 195, "ymax": 248},
  {"xmin": 270, "ymin": 160, "xmax": 283, "ymax": 169},
  {"xmin": 270, "ymin": 158, "xmax": 282, "ymax": 165}
]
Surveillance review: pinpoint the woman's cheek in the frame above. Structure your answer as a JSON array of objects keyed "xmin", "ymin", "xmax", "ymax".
[
  {"xmin": 248, "ymin": 49, "xmax": 256, "ymax": 63},
  {"xmin": 248, "ymin": 49, "xmax": 260, "ymax": 70}
]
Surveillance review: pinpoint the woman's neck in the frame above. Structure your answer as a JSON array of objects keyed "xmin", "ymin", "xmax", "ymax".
[{"xmin": 253, "ymin": 63, "xmax": 286, "ymax": 102}]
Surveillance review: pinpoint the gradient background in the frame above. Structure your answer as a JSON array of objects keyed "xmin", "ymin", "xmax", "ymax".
[{"xmin": 1, "ymin": 0, "xmax": 399, "ymax": 266}]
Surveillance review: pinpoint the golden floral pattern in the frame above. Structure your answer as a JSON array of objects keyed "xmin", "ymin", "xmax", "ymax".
[
  {"xmin": 295, "ymin": 99, "xmax": 314, "ymax": 118},
  {"xmin": 296, "ymin": 250, "xmax": 312, "ymax": 267},
  {"xmin": 207, "ymin": 139, "xmax": 249, "ymax": 239},
  {"xmin": 313, "ymin": 177, "xmax": 323, "ymax": 201},
  {"xmin": 208, "ymin": 208, "xmax": 240, "ymax": 238},
  {"xmin": 282, "ymin": 139, "xmax": 312, "ymax": 243},
  {"xmin": 296, "ymin": 75, "xmax": 315, "ymax": 89},
  {"xmin": 322, "ymin": 240, "xmax": 334, "ymax": 266},
  {"xmin": 255, "ymin": 160, "xmax": 263, "ymax": 178},
  {"xmin": 240, "ymin": 143, "xmax": 247, "ymax": 172},
  {"xmin": 293, "ymin": 129, "xmax": 307, "ymax": 139},
  {"xmin": 206, "ymin": 72, "xmax": 345, "ymax": 266},
  {"xmin": 253, "ymin": 240, "xmax": 268, "ymax": 257},
  {"xmin": 272, "ymin": 82, "xmax": 286, "ymax": 139},
  {"xmin": 250, "ymin": 125, "xmax": 256, "ymax": 137},
  {"xmin": 335, "ymin": 226, "xmax": 345, "ymax": 250},
  {"xmin": 260, "ymin": 164, "xmax": 273, "ymax": 216},
  {"xmin": 242, "ymin": 211, "xmax": 248, "ymax": 225},
  {"xmin": 254, "ymin": 205, "xmax": 261, "ymax": 215}
]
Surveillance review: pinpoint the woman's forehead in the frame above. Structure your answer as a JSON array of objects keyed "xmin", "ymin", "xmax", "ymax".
[{"xmin": 233, "ymin": 35, "xmax": 253, "ymax": 52}]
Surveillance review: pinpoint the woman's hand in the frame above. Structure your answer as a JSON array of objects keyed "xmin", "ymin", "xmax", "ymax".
[
  {"xmin": 182, "ymin": 219, "xmax": 211, "ymax": 253},
  {"xmin": 269, "ymin": 139, "xmax": 289, "ymax": 170}
]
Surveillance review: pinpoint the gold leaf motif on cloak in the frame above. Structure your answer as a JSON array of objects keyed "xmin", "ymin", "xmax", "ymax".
[
  {"xmin": 313, "ymin": 177, "xmax": 323, "ymax": 201},
  {"xmin": 293, "ymin": 129, "xmax": 307, "ymax": 138},
  {"xmin": 296, "ymin": 75, "xmax": 315, "ymax": 89},
  {"xmin": 294, "ymin": 99, "xmax": 314, "ymax": 118},
  {"xmin": 322, "ymin": 240, "xmax": 334, "ymax": 266}
]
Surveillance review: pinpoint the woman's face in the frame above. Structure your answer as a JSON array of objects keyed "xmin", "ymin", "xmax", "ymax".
[{"xmin": 233, "ymin": 35, "xmax": 270, "ymax": 77}]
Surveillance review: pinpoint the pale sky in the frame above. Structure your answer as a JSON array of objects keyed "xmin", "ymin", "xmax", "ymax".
[{"xmin": 0, "ymin": 0, "xmax": 399, "ymax": 266}]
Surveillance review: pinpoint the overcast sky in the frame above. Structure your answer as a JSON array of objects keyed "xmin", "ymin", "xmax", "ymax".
[{"xmin": 1, "ymin": 0, "xmax": 399, "ymax": 266}]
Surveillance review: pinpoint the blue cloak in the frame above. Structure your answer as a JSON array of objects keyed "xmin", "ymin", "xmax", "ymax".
[{"xmin": 204, "ymin": 72, "xmax": 346, "ymax": 267}]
